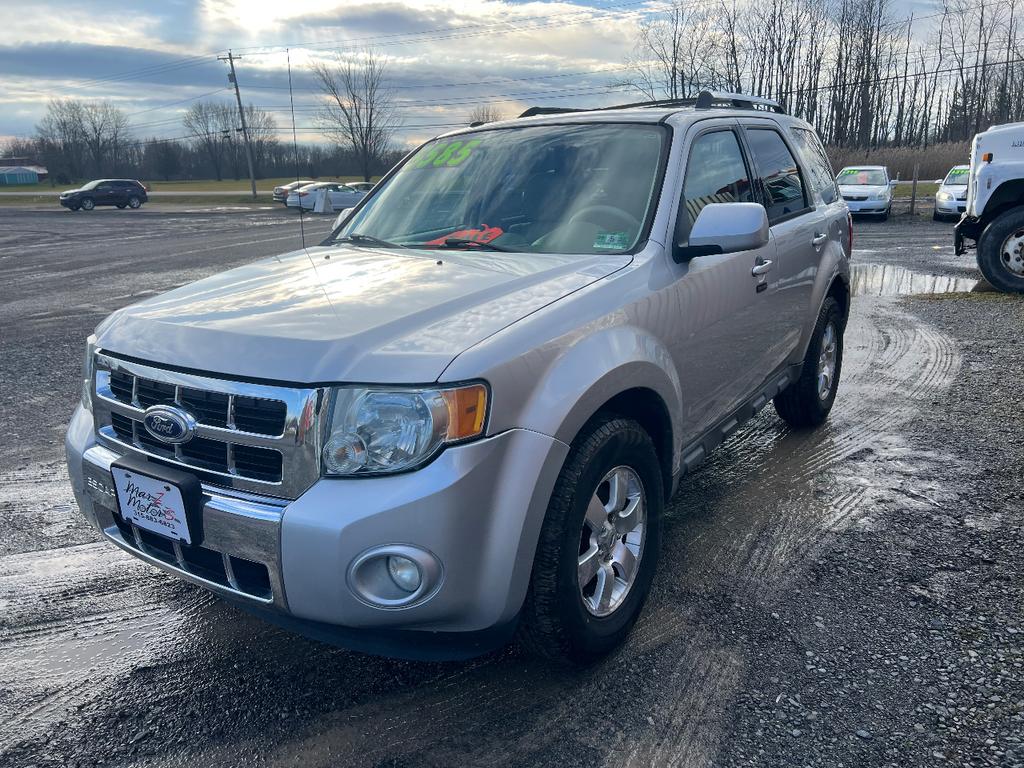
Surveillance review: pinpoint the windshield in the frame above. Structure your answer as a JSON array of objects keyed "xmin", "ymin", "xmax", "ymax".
[
  {"xmin": 81, "ymin": 180, "xmax": 101, "ymax": 190},
  {"xmin": 332, "ymin": 123, "xmax": 667, "ymax": 254},
  {"xmin": 944, "ymin": 167, "xmax": 969, "ymax": 185},
  {"xmin": 837, "ymin": 168, "xmax": 887, "ymax": 186}
]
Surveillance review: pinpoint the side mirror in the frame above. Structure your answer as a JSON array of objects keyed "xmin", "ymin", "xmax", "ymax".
[
  {"xmin": 332, "ymin": 207, "xmax": 354, "ymax": 229},
  {"xmin": 889, "ymin": 180, "xmax": 898, "ymax": 186},
  {"xmin": 675, "ymin": 202, "xmax": 770, "ymax": 262}
]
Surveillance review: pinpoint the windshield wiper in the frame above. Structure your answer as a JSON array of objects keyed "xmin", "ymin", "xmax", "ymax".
[
  {"xmin": 335, "ymin": 233, "xmax": 409, "ymax": 249},
  {"xmin": 433, "ymin": 238, "xmax": 512, "ymax": 252}
]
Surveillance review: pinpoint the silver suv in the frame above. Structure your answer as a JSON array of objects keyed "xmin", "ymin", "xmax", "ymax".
[{"xmin": 66, "ymin": 92, "xmax": 852, "ymax": 664}]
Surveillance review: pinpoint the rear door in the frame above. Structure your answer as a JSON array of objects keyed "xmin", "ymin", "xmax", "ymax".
[
  {"xmin": 739, "ymin": 122, "xmax": 821, "ymax": 367},
  {"xmin": 666, "ymin": 122, "xmax": 779, "ymax": 438}
]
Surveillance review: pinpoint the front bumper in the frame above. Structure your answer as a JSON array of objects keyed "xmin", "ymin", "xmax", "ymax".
[
  {"xmin": 843, "ymin": 198, "xmax": 890, "ymax": 214},
  {"xmin": 59, "ymin": 197, "xmax": 75, "ymax": 208},
  {"xmin": 66, "ymin": 405, "xmax": 568, "ymax": 651},
  {"xmin": 935, "ymin": 198, "xmax": 966, "ymax": 216}
]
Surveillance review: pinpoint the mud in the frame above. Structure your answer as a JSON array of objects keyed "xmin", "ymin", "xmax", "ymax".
[{"xmin": 0, "ymin": 211, "xmax": 1020, "ymax": 767}]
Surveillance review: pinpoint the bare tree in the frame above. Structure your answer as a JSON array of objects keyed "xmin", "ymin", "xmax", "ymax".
[
  {"xmin": 81, "ymin": 101, "xmax": 131, "ymax": 175},
  {"xmin": 468, "ymin": 104, "xmax": 506, "ymax": 124},
  {"xmin": 312, "ymin": 49, "xmax": 401, "ymax": 182},
  {"xmin": 183, "ymin": 101, "xmax": 235, "ymax": 181}
]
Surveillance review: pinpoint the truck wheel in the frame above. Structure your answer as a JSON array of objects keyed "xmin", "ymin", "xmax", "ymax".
[
  {"xmin": 976, "ymin": 208, "xmax": 1024, "ymax": 293},
  {"xmin": 518, "ymin": 414, "xmax": 662, "ymax": 664},
  {"xmin": 80, "ymin": 197, "xmax": 95, "ymax": 211},
  {"xmin": 774, "ymin": 296, "xmax": 843, "ymax": 429}
]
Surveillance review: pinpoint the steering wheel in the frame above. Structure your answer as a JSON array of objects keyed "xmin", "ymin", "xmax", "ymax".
[{"xmin": 567, "ymin": 205, "xmax": 641, "ymax": 233}]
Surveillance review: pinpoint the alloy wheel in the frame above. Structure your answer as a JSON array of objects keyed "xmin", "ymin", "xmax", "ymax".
[
  {"xmin": 577, "ymin": 465, "xmax": 646, "ymax": 617},
  {"xmin": 817, "ymin": 321, "xmax": 838, "ymax": 400}
]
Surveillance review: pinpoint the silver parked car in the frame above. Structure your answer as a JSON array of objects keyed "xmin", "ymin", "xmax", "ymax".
[
  {"xmin": 934, "ymin": 165, "xmax": 969, "ymax": 221},
  {"xmin": 67, "ymin": 91, "xmax": 851, "ymax": 663},
  {"xmin": 837, "ymin": 165, "xmax": 894, "ymax": 220}
]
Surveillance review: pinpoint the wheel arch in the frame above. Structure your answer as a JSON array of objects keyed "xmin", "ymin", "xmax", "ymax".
[{"xmin": 980, "ymin": 180, "xmax": 1024, "ymax": 227}]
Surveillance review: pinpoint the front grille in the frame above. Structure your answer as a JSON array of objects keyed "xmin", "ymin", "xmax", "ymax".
[
  {"xmin": 843, "ymin": 195, "xmax": 868, "ymax": 202},
  {"xmin": 93, "ymin": 353, "xmax": 326, "ymax": 499},
  {"xmin": 109, "ymin": 369, "xmax": 286, "ymax": 436}
]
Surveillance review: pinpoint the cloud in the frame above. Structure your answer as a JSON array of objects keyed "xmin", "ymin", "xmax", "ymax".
[{"xmin": 0, "ymin": 1, "xmax": 648, "ymax": 145}]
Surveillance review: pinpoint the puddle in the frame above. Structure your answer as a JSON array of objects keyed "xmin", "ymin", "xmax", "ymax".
[{"xmin": 851, "ymin": 262, "xmax": 979, "ymax": 296}]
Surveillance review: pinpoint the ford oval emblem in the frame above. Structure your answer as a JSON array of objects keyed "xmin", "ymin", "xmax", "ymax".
[{"xmin": 142, "ymin": 405, "xmax": 197, "ymax": 444}]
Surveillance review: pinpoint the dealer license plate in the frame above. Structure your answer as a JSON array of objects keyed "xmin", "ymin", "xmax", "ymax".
[{"xmin": 111, "ymin": 466, "xmax": 192, "ymax": 544}]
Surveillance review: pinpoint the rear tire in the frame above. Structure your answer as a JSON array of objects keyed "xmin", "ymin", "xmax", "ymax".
[
  {"xmin": 80, "ymin": 197, "xmax": 95, "ymax": 211},
  {"xmin": 127, "ymin": 196, "xmax": 141, "ymax": 209},
  {"xmin": 976, "ymin": 207, "xmax": 1024, "ymax": 293},
  {"xmin": 517, "ymin": 414, "xmax": 663, "ymax": 665},
  {"xmin": 774, "ymin": 296, "xmax": 844, "ymax": 429}
]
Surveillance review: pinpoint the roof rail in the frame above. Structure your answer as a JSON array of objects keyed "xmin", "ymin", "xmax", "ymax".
[
  {"xmin": 693, "ymin": 90, "xmax": 784, "ymax": 113},
  {"xmin": 518, "ymin": 106, "xmax": 587, "ymax": 118},
  {"xmin": 516, "ymin": 90, "xmax": 785, "ymax": 119}
]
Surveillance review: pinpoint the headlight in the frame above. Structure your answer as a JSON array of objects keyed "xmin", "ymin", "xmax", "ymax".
[
  {"xmin": 81, "ymin": 335, "xmax": 96, "ymax": 411},
  {"xmin": 936, "ymin": 191, "xmax": 954, "ymax": 202},
  {"xmin": 322, "ymin": 383, "xmax": 488, "ymax": 476},
  {"xmin": 873, "ymin": 190, "xmax": 890, "ymax": 200}
]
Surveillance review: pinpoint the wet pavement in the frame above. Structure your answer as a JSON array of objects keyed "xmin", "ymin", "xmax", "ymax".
[{"xmin": 1, "ymin": 211, "xmax": 1021, "ymax": 767}]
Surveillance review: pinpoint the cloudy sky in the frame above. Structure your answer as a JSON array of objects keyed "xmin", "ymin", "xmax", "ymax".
[{"xmin": 0, "ymin": 0, "xmax": 932, "ymax": 149}]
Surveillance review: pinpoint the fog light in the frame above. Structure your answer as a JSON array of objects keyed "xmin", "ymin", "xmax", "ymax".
[{"xmin": 387, "ymin": 555, "xmax": 422, "ymax": 592}]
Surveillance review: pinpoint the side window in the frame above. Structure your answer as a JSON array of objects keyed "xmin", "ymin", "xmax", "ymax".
[
  {"xmin": 790, "ymin": 128, "xmax": 838, "ymax": 204},
  {"xmin": 677, "ymin": 130, "xmax": 753, "ymax": 243},
  {"xmin": 745, "ymin": 128, "xmax": 808, "ymax": 222}
]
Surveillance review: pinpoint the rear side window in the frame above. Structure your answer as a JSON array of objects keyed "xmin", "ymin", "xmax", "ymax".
[
  {"xmin": 678, "ymin": 130, "xmax": 753, "ymax": 243},
  {"xmin": 790, "ymin": 128, "xmax": 838, "ymax": 204},
  {"xmin": 745, "ymin": 128, "xmax": 808, "ymax": 222}
]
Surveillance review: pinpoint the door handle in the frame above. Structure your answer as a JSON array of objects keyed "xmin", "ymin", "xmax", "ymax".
[
  {"xmin": 751, "ymin": 259, "xmax": 773, "ymax": 276},
  {"xmin": 812, "ymin": 232, "xmax": 828, "ymax": 247}
]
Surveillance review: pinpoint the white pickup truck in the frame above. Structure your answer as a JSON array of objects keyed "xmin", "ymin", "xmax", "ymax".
[{"xmin": 955, "ymin": 122, "xmax": 1024, "ymax": 292}]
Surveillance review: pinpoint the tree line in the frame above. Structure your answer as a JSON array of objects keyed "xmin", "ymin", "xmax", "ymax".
[
  {"xmin": 621, "ymin": 0, "xmax": 1023, "ymax": 149},
  {"xmin": 5, "ymin": 90, "xmax": 403, "ymax": 185}
]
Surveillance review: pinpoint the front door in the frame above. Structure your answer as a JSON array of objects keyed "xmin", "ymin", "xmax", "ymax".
[{"xmin": 665, "ymin": 124, "xmax": 780, "ymax": 439}]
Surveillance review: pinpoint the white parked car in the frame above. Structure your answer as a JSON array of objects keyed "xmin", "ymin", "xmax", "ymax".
[
  {"xmin": 836, "ymin": 165, "xmax": 894, "ymax": 220},
  {"xmin": 933, "ymin": 165, "xmax": 969, "ymax": 221},
  {"xmin": 286, "ymin": 182, "xmax": 366, "ymax": 212},
  {"xmin": 348, "ymin": 181, "xmax": 376, "ymax": 193}
]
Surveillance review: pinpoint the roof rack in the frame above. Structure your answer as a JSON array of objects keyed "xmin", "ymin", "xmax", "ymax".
[{"xmin": 517, "ymin": 90, "xmax": 785, "ymax": 119}]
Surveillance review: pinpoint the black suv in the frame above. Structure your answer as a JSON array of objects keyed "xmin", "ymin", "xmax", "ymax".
[{"xmin": 60, "ymin": 180, "xmax": 149, "ymax": 211}]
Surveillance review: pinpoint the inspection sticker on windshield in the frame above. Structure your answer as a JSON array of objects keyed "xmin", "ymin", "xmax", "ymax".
[
  {"xmin": 111, "ymin": 467, "xmax": 192, "ymax": 543},
  {"xmin": 948, "ymin": 168, "xmax": 969, "ymax": 177},
  {"xmin": 594, "ymin": 232, "xmax": 630, "ymax": 250},
  {"xmin": 839, "ymin": 169, "xmax": 862, "ymax": 176}
]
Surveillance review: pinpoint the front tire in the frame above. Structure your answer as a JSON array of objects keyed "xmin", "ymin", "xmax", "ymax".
[
  {"xmin": 976, "ymin": 208, "xmax": 1024, "ymax": 293},
  {"xmin": 774, "ymin": 296, "xmax": 844, "ymax": 429},
  {"xmin": 80, "ymin": 197, "xmax": 95, "ymax": 211},
  {"xmin": 518, "ymin": 415, "xmax": 663, "ymax": 664}
]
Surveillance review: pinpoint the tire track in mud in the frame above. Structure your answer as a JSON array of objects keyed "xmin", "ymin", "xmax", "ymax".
[{"xmin": 593, "ymin": 297, "xmax": 961, "ymax": 768}]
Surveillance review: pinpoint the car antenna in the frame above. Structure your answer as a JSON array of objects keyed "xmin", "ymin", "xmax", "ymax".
[{"xmin": 287, "ymin": 47, "xmax": 305, "ymax": 250}]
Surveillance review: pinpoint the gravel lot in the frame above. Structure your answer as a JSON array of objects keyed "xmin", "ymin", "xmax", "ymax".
[{"xmin": 0, "ymin": 207, "xmax": 1020, "ymax": 768}]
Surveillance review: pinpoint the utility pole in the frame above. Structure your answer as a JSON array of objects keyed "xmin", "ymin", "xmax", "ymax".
[{"xmin": 219, "ymin": 50, "xmax": 257, "ymax": 199}]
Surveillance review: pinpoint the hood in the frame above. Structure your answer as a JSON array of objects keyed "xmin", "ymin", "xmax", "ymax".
[
  {"xmin": 61, "ymin": 188, "xmax": 84, "ymax": 195},
  {"xmin": 838, "ymin": 184, "xmax": 889, "ymax": 197},
  {"xmin": 96, "ymin": 245, "xmax": 630, "ymax": 383}
]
